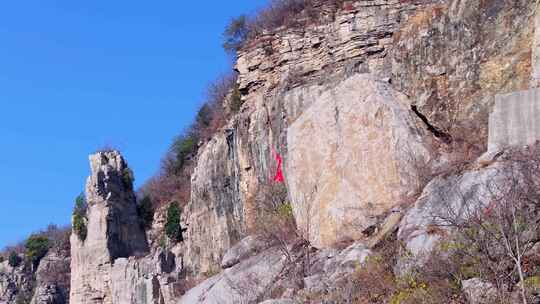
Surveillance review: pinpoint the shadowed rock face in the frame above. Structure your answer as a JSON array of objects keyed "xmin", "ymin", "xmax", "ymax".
[{"xmin": 70, "ymin": 151, "xmax": 149, "ymax": 304}]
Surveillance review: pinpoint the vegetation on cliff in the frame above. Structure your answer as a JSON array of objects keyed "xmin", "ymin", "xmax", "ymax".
[{"xmin": 72, "ymin": 193, "xmax": 88, "ymax": 242}]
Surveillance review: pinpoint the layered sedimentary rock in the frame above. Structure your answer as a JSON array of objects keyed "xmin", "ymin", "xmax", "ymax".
[
  {"xmin": 286, "ymin": 74, "xmax": 431, "ymax": 247},
  {"xmin": 182, "ymin": 1, "xmax": 442, "ymax": 274}
]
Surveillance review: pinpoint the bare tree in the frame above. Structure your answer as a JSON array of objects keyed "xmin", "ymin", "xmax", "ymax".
[{"xmin": 432, "ymin": 148, "xmax": 540, "ymax": 304}]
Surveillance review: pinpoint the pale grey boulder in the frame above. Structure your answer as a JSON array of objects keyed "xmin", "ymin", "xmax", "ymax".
[
  {"xmin": 221, "ymin": 236, "xmax": 266, "ymax": 269},
  {"xmin": 179, "ymin": 248, "xmax": 287, "ymax": 304}
]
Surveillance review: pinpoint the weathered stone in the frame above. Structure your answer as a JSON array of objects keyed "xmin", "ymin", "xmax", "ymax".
[
  {"xmin": 462, "ymin": 278, "xmax": 498, "ymax": 304},
  {"xmin": 392, "ymin": 0, "xmax": 535, "ymax": 155},
  {"xmin": 286, "ymin": 74, "xmax": 431, "ymax": 248},
  {"xmin": 0, "ymin": 258, "xmax": 33, "ymax": 304},
  {"xmin": 367, "ymin": 209, "xmax": 403, "ymax": 248},
  {"xmin": 31, "ymin": 250, "xmax": 70, "ymax": 304},
  {"xmin": 183, "ymin": 131, "xmax": 245, "ymax": 276},
  {"xmin": 70, "ymin": 151, "xmax": 149, "ymax": 304},
  {"xmin": 221, "ymin": 236, "xmax": 266, "ymax": 269},
  {"xmin": 178, "ymin": 248, "xmax": 287, "ymax": 304},
  {"xmin": 303, "ymin": 242, "xmax": 371, "ymax": 294},
  {"xmin": 488, "ymin": 89, "xmax": 540, "ymax": 152},
  {"xmin": 258, "ymin": 299, "xmax": 296, "ymax": 304},
  {"xmin": 396, "ymin": 150, "xmax": 531, "ymax": 273},
  {"xmin": 532, "ymin": 3, "xmax": 540, "ymax": 88}
]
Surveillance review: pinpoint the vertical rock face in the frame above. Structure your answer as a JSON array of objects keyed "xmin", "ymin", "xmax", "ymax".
[
  {"xmin": 182, "ymin": 0, "xmax": 440, "ymax": 273},
  {"xmin": 70, "ymin": 151, "xmax": 149, "ymax": 304},
  {"xmin": 183, "ymin": 131, "xmax": 245, "ymax": 275},
  {"xmin": 286, "ymin": 74, "xmax": 431, "ymax": 247},
  {"xmin": 0, "ymin": 259, "xmax": 33, "ymax": 304},
  {"xmin": 532, "ymin": 4, "xmax": 540, "ymax": 88},
  {"xmin": 30, "ymin": 250, "xmax": 71, "ymax": 304},
  {"xmin": 392, "ymin": 0, "xmax": 535, "ymax": 149}
]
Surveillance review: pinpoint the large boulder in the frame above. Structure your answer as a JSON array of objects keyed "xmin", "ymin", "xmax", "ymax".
[
  {"xmin": 178, "ymin": 248, "xmax": 287, "ymax": 304},
  {"xmin": 286, "ymin": 74, "xmax": 432, "ymax": 248},
  {"xmin": 221, "ymin": 236, "xmax": 267, "ymax": 269}
]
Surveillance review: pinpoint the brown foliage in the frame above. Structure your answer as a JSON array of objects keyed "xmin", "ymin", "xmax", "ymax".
[
  {"xmin": 252, "ymin": 182, "xmax": 298, "ymax": 262},
  {"xmin": 430, "ymin": 146, "xmax": 540, "ymax": 303}
]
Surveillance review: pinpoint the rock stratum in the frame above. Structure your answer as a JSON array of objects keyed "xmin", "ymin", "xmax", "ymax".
[{"xmin": 2, "ymin": 0, "xmax": 540, "ymax": 303}]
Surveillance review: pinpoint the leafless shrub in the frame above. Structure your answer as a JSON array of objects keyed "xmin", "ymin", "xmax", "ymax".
[
  {"xmin": 252, "ymin": 182, "xmax": 299, "ymax": 262},
  {"xmin": 248, "ymin": 0, "xmax": 347, "ymax": 37},
  {"xmin": 431, "ymin": 147, "xmax": 540, "ymax": 304}
]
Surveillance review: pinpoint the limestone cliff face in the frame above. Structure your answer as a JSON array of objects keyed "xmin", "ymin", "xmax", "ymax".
[
  {"xmin": 180, "ymin": 0, "xmax": 539, "ymax": 274},
  {"xmin": 182, "ymin": 131, "xmax": 244, "ymax": 275},
  {"xmin": 181, "ymin": 0, "xmax": 442, "ymax": 274},
  {"xmin": 10, "ymin": 0, "xmax": 540, "ymax": 303},
  {"xmin": 392, "ymin": 0, "xmax": 536, "ymax": 148},
  {"xmin": 30, "ymin": 250, "xmax": 70, "ymax": 304}
]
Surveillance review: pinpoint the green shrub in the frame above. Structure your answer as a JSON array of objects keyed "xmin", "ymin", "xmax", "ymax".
[
  {"xmin": 74, "ymin": 193, "xmax": 87, "ymax": 217},
  {"xmin": 138, "ymin": 195, "xmax": 154, "ymax": 230},
  {"xmin": 229, "ymin": 84, "xmax": 243, "ymax": 113},
  {"xmin": 73, "ymin": 213, "xmax": 87, "ymax": 242},
  {"xmin": 25, "ymin": 235, "xmax": 49, "ymax": 268},
  {"xmin": 73, "ymin": 193, "xmax": 88, "ymax": 241},
  {"xmin": 165, "ymin": 202, "xmax": 187, "ymax": 243},
  {"xmin": 196, "ymin": 104, "xmax": 213, "ymax": 129},
  {"xmin": 170, "ymin": 135, "xmax": 197, "ymax": 173},
  {"xmin": 122, "ymin": 167, "xmax": 135, "ymax": 190},
  {"xmin": 0, "ymin": 255, "xmax": 4, "ymax": 263},
  {"xmin": 8, "ymin": 251, "xmax": 21, "ymax": 267}
]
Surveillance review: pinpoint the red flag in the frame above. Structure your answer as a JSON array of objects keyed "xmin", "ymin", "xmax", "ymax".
[{"xmin": 273, "ymin": 150, "xmax": 284, "ymax": 183}]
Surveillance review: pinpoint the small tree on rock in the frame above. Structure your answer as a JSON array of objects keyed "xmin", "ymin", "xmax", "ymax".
[
  {"xmin": 138, "ymin": 195, "xmax": 154, "ymax": 230},
  {"xmin": 25, "ymin": 234, "xmax": 49, "ymax": 270},
  {"xmin": 73, "ymin": 193, "xmax": 88, "ymax": 242},
  {"xmin": 8, "ymin": 251, "xmax": 21, "ymax": 267},
  {"xmin": 165, "ymin": 202, "xmax": 187, "ymax": 243}
]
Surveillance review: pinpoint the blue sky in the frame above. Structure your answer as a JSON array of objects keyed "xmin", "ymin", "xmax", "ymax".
[{"xmin": 0, "ymin": 1, "xmax": 267, "ymax": 248}]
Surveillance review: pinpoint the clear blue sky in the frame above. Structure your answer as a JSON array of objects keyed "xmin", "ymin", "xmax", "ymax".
[{"xmin": 0, "ymin": 1, "xmax": 267, "ymax": 248}]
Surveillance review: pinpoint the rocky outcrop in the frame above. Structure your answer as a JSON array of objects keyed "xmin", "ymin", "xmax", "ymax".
[
  {"xmin": 69, "ymin": 151, "xmax": 187, "ymax": 304},
  {"xmin": 182, "ymin": 1, "xmax": 444, "ymax": 275},
  {"xmin": 392, "ymin": 0, "xmax": 536, "ymax": 151},
  {"xmin": 11, "ymin": 0, "xmax": 539, "ymax": 303},
  {"xmin": 0, "ymin": 258, "xmax": 33, "ymax": 304},
  {"xmin": 179, "ymin": 248, "xmax": 287, "ymax": 304},
  {"xmin": 182, "ymin": 131, "xmax": 245, "ymax": 276},
  {"xmin": 286, "ymin": 74, "xmax": 431, "ymax": 247},
  {"xmin": 30, "ymin": 251, "xmax": 70, "ymax": 304},
  {"xmin": 236, "ymin": 0, "xmax": 439, "ymax": 96},
  {"xmin": 221, "ymin": 236, "xmax": 266, "ymax": 269},
  {"xmin": 70, "ymin": 151, "xmax": 149, "ymax": 304}
]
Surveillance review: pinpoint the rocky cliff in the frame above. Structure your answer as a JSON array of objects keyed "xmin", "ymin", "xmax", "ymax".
[{"xmin": 3, "ymin": 0, "xmax": 540, "ymax": 303}]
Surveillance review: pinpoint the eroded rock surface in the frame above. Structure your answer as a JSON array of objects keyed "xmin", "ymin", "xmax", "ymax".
[{"xmin": 286, "ymin": 74, "xmax": 431, "ymax": 247}]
